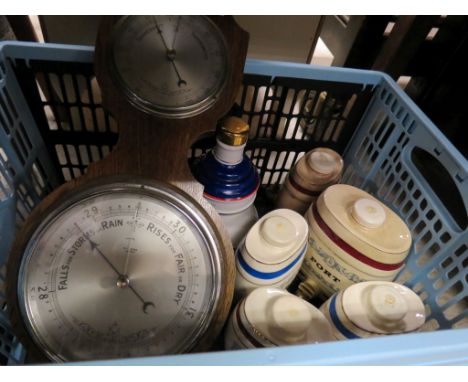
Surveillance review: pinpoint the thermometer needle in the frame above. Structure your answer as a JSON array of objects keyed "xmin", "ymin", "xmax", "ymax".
[
  {"xmin": 153, "ymin": 17, "xmax": 187, "ymax": 87},
  {"xmin": 171, "ymin": 16, "xmax": 181, "ymax": 50},
  {"xmin": 74, "ymin": 223, "xmax": 154, "ymax": 314}
]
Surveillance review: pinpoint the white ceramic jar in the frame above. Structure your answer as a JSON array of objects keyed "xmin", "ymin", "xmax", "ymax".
[
  {"xmin": 319, "ymin": 281, "xmax": 426, "ymax": 339},
  {"xmin": 296, "ymin": 184, "xmax": 412, "ymax": 300},
  {"xmin": 235, "ymin": 209, "xmax": 309, "ymax": 297},
  {"xmin": 225, "ymin": 287, "xmax": 334, "ymax": 350},
  {"xmin": 276, "ymin": 147, "xmax": 343, "ymax": 215}
]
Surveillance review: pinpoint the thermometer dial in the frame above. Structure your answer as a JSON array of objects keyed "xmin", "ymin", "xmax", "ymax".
[
  {"xmin": 110, "ymin": 16, "xmax": 229, "ymax": 117},
  {"xmin": 12, "ymin": 179, "xmax": 222, "ymax": 361}
]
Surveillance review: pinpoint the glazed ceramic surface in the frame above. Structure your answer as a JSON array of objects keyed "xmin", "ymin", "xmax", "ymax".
[
  {"xmin": 234, "ymin": 209, "xmax": 309, "ymax": 296},
  {"xmin": 193, "ymin": 117, "xmax": 260, "ymax": 248},
  {"xmin": 319, "ymin": 281, "xmax": 426, "ymax": 340},
  {"xmin": 225, "ymin": 287, "xmax": 334, "ymax": 350},
  {"xmin": 296, "ymin": 184, "xmax": 412, "ymax": 300},
  {"xmin": 221, "ymin": 204, "xmax": 258, "ymax": 249},
  {"xmin": 276, "ymin": 147, "xmax": 343, "ymax": 215}
]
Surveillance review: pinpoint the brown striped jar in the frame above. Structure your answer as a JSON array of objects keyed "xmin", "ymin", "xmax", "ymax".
[
  {"xmin": 276, "ymin": 147, "xmax": 343, "ymax": 215},
  {"xmin": 296, "ymin": 184, "xmax": 412, "ymax": 301}
]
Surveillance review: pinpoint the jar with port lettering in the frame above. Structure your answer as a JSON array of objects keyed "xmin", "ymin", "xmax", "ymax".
[{"xmin": 296, "ymin": 184, "xmax": 412, "ymax": 301}]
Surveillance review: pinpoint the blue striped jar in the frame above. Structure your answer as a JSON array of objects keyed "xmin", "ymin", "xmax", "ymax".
[
  {"xmin": 235, "ymin": 209, "xmax": 309, "ymax": 296},
  {"xmin": 193, "ymin": 117, "xmax": 260, "ymax": 248},
  {"xmin": 224, "ymin": 287, "xmax": 334, "ymax": 350},
  {"xmin": 319, "ymin": 281, "xmax": 426, "ymax": 340}
]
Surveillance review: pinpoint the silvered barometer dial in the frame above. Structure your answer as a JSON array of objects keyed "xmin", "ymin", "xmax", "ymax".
[
  {"xmin": 12, "ymin": 179, "xmax": 222, "ymax": 361},
  {"xmin": 7, "ymin": 15, "xmax": 248, "ymax": 364},
  {"xmin": 110, "ymin": 15, "xmax": 229, "ymax": 117}
]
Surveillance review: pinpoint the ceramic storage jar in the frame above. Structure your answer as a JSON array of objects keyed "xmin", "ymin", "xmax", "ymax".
[
  {"xmin": 225, "ymin": 287, "xmax": 334, "ymax": 350},
  {"xmin": 234, "ymin": 209, "xmax": 309, "ymax": 297},
  {"xmin": 319, "ymin": 281, "xmax": 426, "ymax": 339},
  {"xmin": 296, "ymin": 184, "xmax": 412, "ymax": 300},
  {"xmin": 276, "ymin": 147, "xmax": 343, "ymax": 215}
]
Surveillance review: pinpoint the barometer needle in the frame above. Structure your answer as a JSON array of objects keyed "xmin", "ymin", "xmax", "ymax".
[
  {"xmin": 153, "ymin": 17, "xmax": 187, "ymax": 87},
  {"xmin": 74, "ymin": 222, "xmax": 154, "ymax": 314},
  {"xmin": 168, "ymin": 59, "xmax": 187, "ymax": 88},
  {"xmin": 74, "ymin": 223, "xmax": 121, "ymax": 276},
  {"xmin": 153, "ymin": 16, "xmax": 170, "ymax": 51}
]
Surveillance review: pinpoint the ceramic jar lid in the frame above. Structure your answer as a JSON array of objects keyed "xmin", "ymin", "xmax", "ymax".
[
  {"xmin": 312, "ymin": 184, "xmax": 412, "ymax": 263},
  {"xmin": 342, "ymin": 281, "xmax": 426, "ymax": 334},
  {"xmin": 351, "ymin": 198, "xmax": 386, "ymax": 228},
  {"xmin": 295, "ymin": 148, "xmax": 343, "ymax": 188},
  {"xmin": 308, "ymin": 150, "xmax": 340, "ymax": 175},
  {"xmin": 243, "ymin": 287, "xmax": 334, "ymax": 345},
  {"xmin": 245, "ymin": 209, "xmax": 308, "ymax": 265}
]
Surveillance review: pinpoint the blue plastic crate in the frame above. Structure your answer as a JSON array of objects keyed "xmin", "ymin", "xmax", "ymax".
[{"xmin": 0, "ymin": 41, "xmax": 466, "ymax": 365}]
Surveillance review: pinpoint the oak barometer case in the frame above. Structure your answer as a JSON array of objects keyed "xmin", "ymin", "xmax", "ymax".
[{"xmin": 7, "ymin": 15, "xmax": 248, "ymax": 362}]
